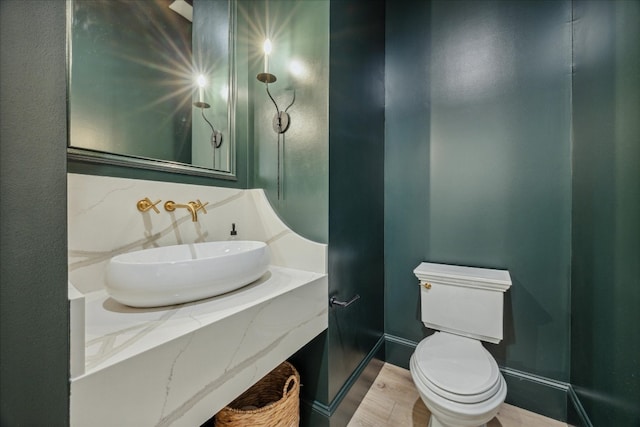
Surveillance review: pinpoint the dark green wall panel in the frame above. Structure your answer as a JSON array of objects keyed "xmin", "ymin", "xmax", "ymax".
[
  {"xmin": 384, "ymin": 0, "xmax": 433, "ymax": 346},
  {"xmin": 0, "ymin": 1, "xmax": 69, "ymax": 425},
  {"xmin": 385, "ymin": 0, "xmax": 572, "ymax": 382},
  {"xmin": 327, "ymin": 0, "xmax": 386, "ymax": 407},
  {"xmin": 571, "ymin": 0, "xmax": 640, "ymax": 425},
  {"xmin": 501, "ymin": 370, "xmax": 568, "ymax": 422}
]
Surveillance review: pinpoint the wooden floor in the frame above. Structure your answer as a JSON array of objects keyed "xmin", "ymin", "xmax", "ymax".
[{"xmin": 348, "ymin": 363, "xmax": 568, "ymax": 427}]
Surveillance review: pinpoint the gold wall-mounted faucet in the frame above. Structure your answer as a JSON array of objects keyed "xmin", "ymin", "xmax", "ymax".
[
  {"xmin": 136, "ymin": 197, "xmax": 161, "ymax": 213},
  {"xmin": 164, "ymin": 200, "xmax": 209, "ymax": 222},
  {"xmin": 192, "ymin": 199, "xmax": 209, "ymax": 216}
]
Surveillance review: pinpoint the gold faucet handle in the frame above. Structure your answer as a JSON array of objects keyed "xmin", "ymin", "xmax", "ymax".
[
  {"xmin": 192, "ymin": 199, "xmax": 209, "ymax": 215},
  {"xmin": 137, "ymin": 197, "xmax": 161, "ymax": 214}
]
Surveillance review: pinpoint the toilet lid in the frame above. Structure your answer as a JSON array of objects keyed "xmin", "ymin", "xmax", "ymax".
[{"xmin": 413, "ymin": 332, "xmax": 501, "ymax": 403}]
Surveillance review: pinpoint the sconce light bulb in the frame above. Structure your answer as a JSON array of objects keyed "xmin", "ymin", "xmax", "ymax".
[
  {"xmin": 197, "ymin": 74, "xmax": 207, "ymax": 88},
  {"xmin": 263, "ymin": 39, "xmax": 273, "ymax": 55}
]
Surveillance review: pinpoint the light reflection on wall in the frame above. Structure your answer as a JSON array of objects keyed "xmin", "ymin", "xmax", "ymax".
[
  {"xmin": 432, "ymin": 10, "xmax": 516, "ymax": 104},
  {"xmin": 288, "ymin": 58, "xmax": 309, "ymax": 82}
]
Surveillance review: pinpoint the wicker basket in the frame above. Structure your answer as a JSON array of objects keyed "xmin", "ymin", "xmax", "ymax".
[{"xmin": 215, "ymin": 361, "xmax": 300, "ymax": 427}]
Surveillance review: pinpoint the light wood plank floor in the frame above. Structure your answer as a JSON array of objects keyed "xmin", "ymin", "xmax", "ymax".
[{"xmin": 348, "ymin": 363, "xmax": 568, "ymax": 427}]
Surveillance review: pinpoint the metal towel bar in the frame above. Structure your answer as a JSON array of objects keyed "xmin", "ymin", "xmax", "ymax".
[{"xmin": 329, "ymin": 294, "xmax": 360, "ymax": 308}]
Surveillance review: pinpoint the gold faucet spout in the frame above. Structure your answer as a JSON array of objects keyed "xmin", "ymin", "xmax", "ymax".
[{"xmin": 164, "ymin": 201, "xmax": 198, "ymax": 222}]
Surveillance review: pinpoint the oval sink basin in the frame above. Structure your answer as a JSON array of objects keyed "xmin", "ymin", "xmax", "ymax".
[{"xmin": 106, "ymin": 241, "xmax": 270, "ymax": 307}]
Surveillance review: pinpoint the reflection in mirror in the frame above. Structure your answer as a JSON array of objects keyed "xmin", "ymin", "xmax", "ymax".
[{"xmin": 68, "ymin": 0, "xmax": 236, "ymax": 179}]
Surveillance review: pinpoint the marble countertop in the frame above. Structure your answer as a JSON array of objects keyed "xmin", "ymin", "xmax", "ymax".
[{"xmin": 81, "ymin": 266, "xmax": 325, "ymax": 376}]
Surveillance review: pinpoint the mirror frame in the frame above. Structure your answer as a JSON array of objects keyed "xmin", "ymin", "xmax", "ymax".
[{"xmin": 66, "ymin": 0, "xmax": 237, "ymax": 181}]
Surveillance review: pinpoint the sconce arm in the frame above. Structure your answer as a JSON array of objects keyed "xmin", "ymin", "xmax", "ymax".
[
  {"xmin": 265, "ymin": 84, "xmax": 282, "ymax": 121},
  {"xmin": 199, "ymin": 108, "xmax": 223, "ymax": 148}
]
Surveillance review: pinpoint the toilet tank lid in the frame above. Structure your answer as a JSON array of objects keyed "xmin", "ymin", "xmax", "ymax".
[{"xmin": 414, "ymin": 262, "xmax": 511, "ymax": 292}]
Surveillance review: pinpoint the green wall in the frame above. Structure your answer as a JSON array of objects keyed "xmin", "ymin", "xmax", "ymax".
[
  {"xmin": 385, "ymin": 0, "xmax": 572, "ymax": 382},
  {"xmin": 571, "ymin": 0, "xmax": 640, "ymax": 425},
  {"xmin": 386, "ymin": 1, "xmax": 640, "ymax": 424},
  {"xmin": 246, "ymin": 0, "xmax": 329, "ymax": 243},
  {"xmin": 0, "ymin": 1, "xmax": 69, "ymax": 425},
  {"xmin": 384, "ymin": 0, "xmax": 432, "ymax": 367}
]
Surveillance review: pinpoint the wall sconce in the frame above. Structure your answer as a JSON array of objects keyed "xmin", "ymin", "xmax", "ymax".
[
  {"xmin": 256, "ymin": 40, "xmax": 295, "ymax": 200},
  {"xmin": 193, "ymin": 75, "xmax": 223, "ymax": 150},
  {"xmin": 256, "ymin": 39, "xmax": 293, "ymax": 134}
]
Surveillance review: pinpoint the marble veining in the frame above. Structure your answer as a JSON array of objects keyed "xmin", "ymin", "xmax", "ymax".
[
  {"xmin": 156, "ymin": 310, "xmax": 325, "ymax": 427},
  {"xmin": 85, "ymin": 308, "xmax": 178, "ymax": 371},
  {"xmin": 68, "ymin": 173, "xmax": 328, "ymax": 426},
  {"xmin": 265, "ymin": 228, "xmax": 292, "ymax": 244},
  {"xmin": 69, "ymin": 182, "xmax": 247, "ymax": 293},
  {"xmin": 69, "ymin": 213, "xmax": 195, "ymax": 271},
  {"xmin": 71, "ymin": 267, "xmax": 328, "ymax": 427},
  {"xmin": 160, "ymin": 331, "xmax": 195, "ymax": 423},
  {"xmin": 80, "ymin": 267, "xmax": 323, "ymax": 374}
]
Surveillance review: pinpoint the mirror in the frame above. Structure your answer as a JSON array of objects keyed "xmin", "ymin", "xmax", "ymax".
[{"xmin": 68, "ymin": 0, "xmax": 236, "ymax": 179}]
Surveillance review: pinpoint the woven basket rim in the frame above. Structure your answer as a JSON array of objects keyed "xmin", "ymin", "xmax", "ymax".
[{"xmin": 220, "ymin": 361, "xmax": 300, "ymax": 415}]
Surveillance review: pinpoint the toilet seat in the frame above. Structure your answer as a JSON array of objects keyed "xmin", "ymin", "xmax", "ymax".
[
  {"xmin": 411, "ymin": 332, "xmax": 502, "ymax": 404},
  {"xmin": 410, "ymin": 354, "xmax": 507, "ymax": 426}
]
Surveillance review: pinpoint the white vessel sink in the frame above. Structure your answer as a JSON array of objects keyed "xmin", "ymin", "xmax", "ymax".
[{"xmin": 105, "ymin": 241, "xmax": 270, "ymax": 307}]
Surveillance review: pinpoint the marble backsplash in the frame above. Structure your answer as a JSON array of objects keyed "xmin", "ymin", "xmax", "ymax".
[{"xmin": 68, "ymin": 173, "xmax": 327, "ymax": 295}]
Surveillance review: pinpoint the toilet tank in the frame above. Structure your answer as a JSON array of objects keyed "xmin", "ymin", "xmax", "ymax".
[{"xmin": 414, "ymin": 262, "xmax": 512, "ymax": 344}]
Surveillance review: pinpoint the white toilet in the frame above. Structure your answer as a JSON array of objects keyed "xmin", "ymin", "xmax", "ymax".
[{"xmin": 410, "ymin": 262, "xmax": 512, "ymax": 427}]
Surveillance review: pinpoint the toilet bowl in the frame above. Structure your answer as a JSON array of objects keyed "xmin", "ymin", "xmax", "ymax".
[
  {"xmin": 410, "ymin": 332, "xmax": 506, "ymax": 427},
  {"xmin": 410, "ymin": 262, "xmax": 512, "ymax": 427}
]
